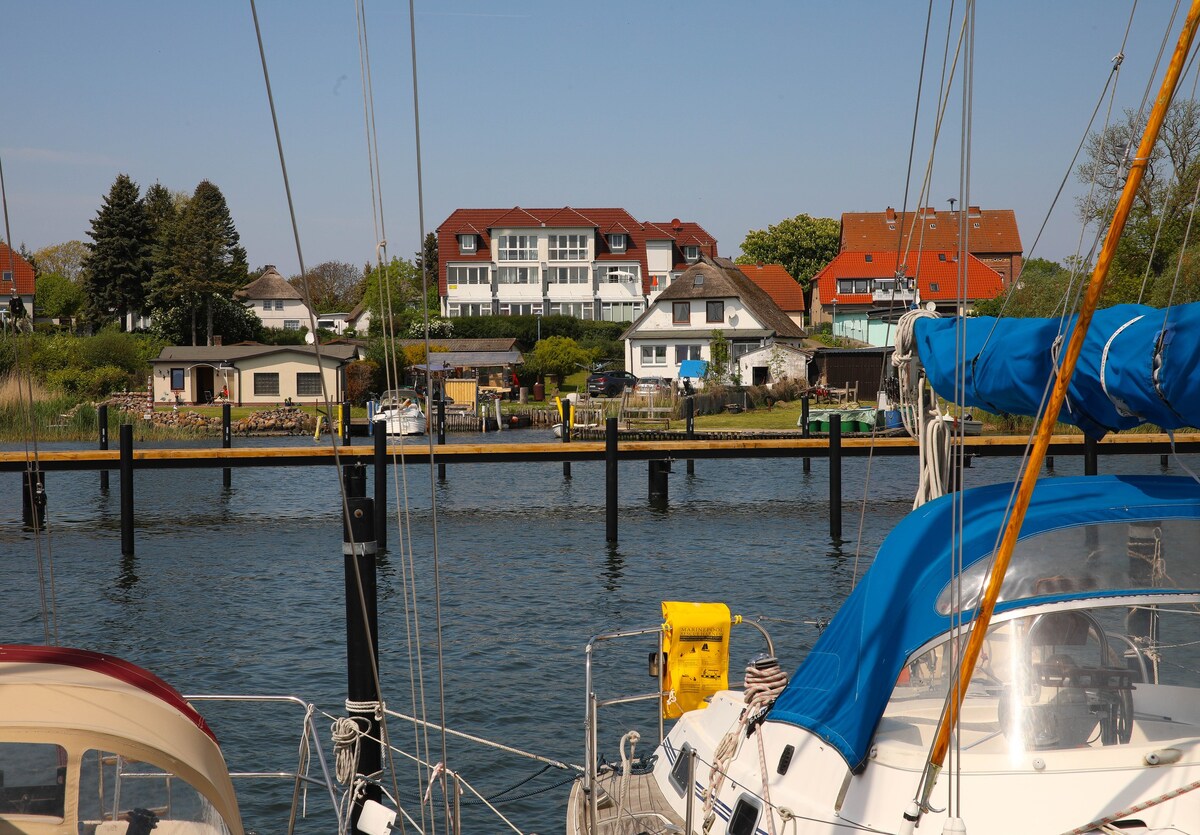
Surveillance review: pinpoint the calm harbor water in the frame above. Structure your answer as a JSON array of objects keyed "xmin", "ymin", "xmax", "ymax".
[{"xmin": 2, "ymin": 429, "xmax": 1188, "ymax": 833}]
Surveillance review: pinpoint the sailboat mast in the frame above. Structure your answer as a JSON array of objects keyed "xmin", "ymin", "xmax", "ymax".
[{"xmin": 916, "ymin": 0, "xmax": 1200, "ymax": 812}]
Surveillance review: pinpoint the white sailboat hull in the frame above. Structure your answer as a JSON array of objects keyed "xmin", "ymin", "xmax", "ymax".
[{"xmin": 373, "ymin": 409, "xmax": 426, "ymax": 436}]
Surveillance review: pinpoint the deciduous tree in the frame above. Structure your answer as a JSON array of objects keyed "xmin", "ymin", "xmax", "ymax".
[
  {"xmin": 288, "ymin": 261, "xmax": 363, "ymax": 313},
  {"xmin": 33, "ymin": 241, "xmax": 88, "ymax": 283},
  {"xmin": 523, "ymin": 335, "xmax": 593, "ymax": 385},
  {"xmin": 736, "ymin": 214, "xmax": 840, "ymax": 295}
]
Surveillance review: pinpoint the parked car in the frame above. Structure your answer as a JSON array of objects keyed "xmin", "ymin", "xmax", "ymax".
[
  {"xmin": 634, "ymin": 376, "xmax": 671, "ymax": 396},
  {"xmin": 587, "ymin": 370, "xmax": 638, "ymax": 397}
]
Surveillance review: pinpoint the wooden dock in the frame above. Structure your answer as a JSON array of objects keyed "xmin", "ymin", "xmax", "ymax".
[{"xmin": 3, "ymin": 432, "xmax": 1199, "ymax": 472}]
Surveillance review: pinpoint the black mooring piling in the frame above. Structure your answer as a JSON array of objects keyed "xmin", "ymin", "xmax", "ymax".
[
  {"xmin": 829, "ymin": 414, "xmax": 842, "ymax": 539},
  {"xmin": 341, "ymin": 471, "xmax": 381, "ymax": 826},
  {"xmin": 605, "ymin": 417, "xmax": 618, "ymax": 542},
  {"xmin": 98, "ymin": 403, "xmax": 109, "ymax": 491},
  {"xmin": 222, "ymin": 403, "xmax": 232, "ymax": 488},
  {"xmin": 120, "ymin": 424, "xmax": 134, "ymax": 556}
]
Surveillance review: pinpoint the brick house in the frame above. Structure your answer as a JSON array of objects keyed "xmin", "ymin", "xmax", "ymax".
[
  {"xmin": 840, "ymin": 206, "xmax": 1023, "ymax": 285},
  {"xmin": 437, "ymin": 207, "xmax": 717, "ymax": 322}
]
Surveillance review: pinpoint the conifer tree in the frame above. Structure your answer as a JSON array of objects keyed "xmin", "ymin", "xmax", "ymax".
[
  {"xmin": 169, "ymin": 180, "xmax": 249, "ymax": 345},
  {"xmin": 82, "ymin": 174, "xmax": 152, "ymax": 330}
]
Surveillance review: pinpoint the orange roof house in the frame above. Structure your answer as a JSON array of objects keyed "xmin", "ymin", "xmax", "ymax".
[
  {"xmin": 0, "ymin": 241, "xmax": 37, "ymax": 321},
  {"xmin": 811, "ymin": 250, "xmax": 1004, "ymax": 346},
  {"xmin": 737, "ymin": 262, "xmax": 806, "ymax": 328},
  {"xmin": 840, "ymin": 206, "xmax": 1022, "ymax": 285}
]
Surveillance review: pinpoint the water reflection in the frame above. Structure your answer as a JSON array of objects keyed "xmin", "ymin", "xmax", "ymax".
[{"xmin": 602, "ymin": 543, "xmax": 625, "ymax": 592}]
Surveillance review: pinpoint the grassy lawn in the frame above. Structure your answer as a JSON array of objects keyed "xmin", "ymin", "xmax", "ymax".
[{"xmin": 692, "ymin": 400, "xmax": 809, "ymax": 431}]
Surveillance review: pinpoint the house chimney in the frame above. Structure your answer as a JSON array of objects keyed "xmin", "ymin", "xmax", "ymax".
[
  {"xmin": 885, "ymin": 207, "xmax": 896, "ymax": 221},
  {"xmin": 968, "ymin": 205, "xmax": 982, "ymax": 217},
  {"xmin": 214, "ymin": 335, "xmax": 223, "ymax": 347}
]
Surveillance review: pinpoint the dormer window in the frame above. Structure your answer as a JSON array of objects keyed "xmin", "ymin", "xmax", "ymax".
[
  {"xmin": 609, "ymin": 233, "xmax": 627, "ymax": 253},
  {"xmin": 684, "ymin": 245, "xmax": 700, "ymax": 263},
  {"xmin": 458, "ymin": 234, "xmax": 476, "ymax": 254}
]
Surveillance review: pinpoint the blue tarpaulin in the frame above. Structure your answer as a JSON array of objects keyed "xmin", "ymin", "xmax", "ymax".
[
  {"xmin": 679, "ymin": 359, "xmax": 708, "ymax": 378},
  {"xmin": 914, "ymin": 303, "xmax": 1200, "ymax": 438}
]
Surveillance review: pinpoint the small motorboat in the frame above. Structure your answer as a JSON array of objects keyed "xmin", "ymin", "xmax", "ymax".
[{"xmin": 372, "ymin": 389, "xmax": 427, "ymax": 436}]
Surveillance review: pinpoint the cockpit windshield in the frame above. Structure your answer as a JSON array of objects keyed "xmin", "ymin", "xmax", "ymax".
[{"xmin": 936, "ymin": 519, "xmax": 1200, "ymax": 616}]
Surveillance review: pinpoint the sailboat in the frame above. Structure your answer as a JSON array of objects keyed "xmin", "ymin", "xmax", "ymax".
[{"xmin": 566, "ymin": 5, "xmax": 1200, "ymax": 835}]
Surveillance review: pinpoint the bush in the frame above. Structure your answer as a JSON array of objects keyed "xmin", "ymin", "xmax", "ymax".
[{"xmin": 346, "ymin": 360, "xmax": 380, "ymax": 405}]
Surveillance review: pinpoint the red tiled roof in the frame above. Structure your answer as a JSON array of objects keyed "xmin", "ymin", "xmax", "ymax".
[
  {"xmin": 0, "ymin": 242, "xmax": 36, "ymax": 295},
  {"xmin": 814, "ymin": 250, "xmax": 1004, "ymax": 306},
  {"xmin": 436, "ymin": 208, "xmax": 719, "ymax": 296},
  {"xmin": 737, "ymin": 263, "xmax": 806, "ymax": 312},
  {"xmin": 840, "ymin": 207, "xmax": 1022, "ymax": 255}
]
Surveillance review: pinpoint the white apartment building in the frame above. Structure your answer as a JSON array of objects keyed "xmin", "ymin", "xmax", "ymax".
[{"xmin": 437, "ymin": 207, "xmax": 717, "ymax": 321}]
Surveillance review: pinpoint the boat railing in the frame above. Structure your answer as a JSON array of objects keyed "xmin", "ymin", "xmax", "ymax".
[
  {"xmin": 582, "ymin": 618, "xmax": 774, "ymax": 834},
  {"xmin": 184, "ymin": 694, "xmax": 344, "ymax": 835}
]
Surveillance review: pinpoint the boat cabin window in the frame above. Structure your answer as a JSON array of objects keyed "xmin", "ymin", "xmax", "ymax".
[
  {"xmin": 77, "ymin": 749, "xmax": 233, "ymax": 835},
  {"xmin": 936, "ymin": 519, "xmax": 1200, "ymax": 616},
  {"xmin": 0, "ymin": 742, "xmax": 66, "ymax": 818},
  {"xmin": 879, "ymin": 602, "xmax": 1200, "ymax": 757}
]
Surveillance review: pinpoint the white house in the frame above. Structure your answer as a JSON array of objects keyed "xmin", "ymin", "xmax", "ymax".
[
  {"xmin": 621, "ymin": 256, "xmax": 808, "ymax": 383},
  {"xmin": 437, "ymin": 207, "xmax": 718, "ymax": 321},
  {"xmin": 150, "ymin": 343, "xmax": 358, "ymax": 406},
  {"xmin": 236, "ymin": 266, "xmax": 315, "ymax": 331},
  {"xmin": 735, "ymin": 343, "xmax": 811, "ymax": 388}
]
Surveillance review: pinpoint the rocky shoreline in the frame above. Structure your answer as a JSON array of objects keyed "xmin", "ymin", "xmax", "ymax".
[{"xmin": 103, "ymin": 392, "xmax": 317, "ymax": 435}]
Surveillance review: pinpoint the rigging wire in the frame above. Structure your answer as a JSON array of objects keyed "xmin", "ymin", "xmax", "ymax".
[
  {"xmin": 402, "ymin": 0, "xmax": 456, "ymax": 831},
  {"xmin": 0, "ymin": 144, "xmax": 58, "ymax": 645},
  {"xmin": 247, "ymin": 6, "xmax": 415, "ymax": 835}
]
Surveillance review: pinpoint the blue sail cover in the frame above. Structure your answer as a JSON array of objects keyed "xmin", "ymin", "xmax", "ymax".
[
  {"xmin": 767, "ymin": 475, "xmax": 1200, "ymax": 771},
  {"xmin": 913, "ymin": 304, "xmax": 1200, "ymax": 437}
]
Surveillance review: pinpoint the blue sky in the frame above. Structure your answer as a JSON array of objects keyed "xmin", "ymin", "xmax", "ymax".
[{"xmin": 0, "ymin": 1, "xmax": 1189, "ymax": 278}]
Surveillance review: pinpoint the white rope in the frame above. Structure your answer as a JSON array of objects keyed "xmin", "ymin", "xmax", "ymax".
[
  {"xmin": 701, "ymin": 657, "xmax": 790, "ymax": 834},
  {"xmin": 1061, "ymin": 776, "xmax": 1200, "ymax": 834},
  {"xmin": 893, "ymin": 309, "xmax": 941, "ymax": 438},
  {"xmin": 615, "ymin": 730, "xmax": 640, "ymax": 826},
  {"xmin": 894, "ymin": 309, "xmax": 951, "ymax": 508},
  {"xmin": 331, "ymin": 716, "xmax": 367, "ymax": 785}
]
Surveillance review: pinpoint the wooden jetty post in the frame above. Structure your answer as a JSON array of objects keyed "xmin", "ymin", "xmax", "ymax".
[
  {"xmin": 801, "ymin": 395, "xmax": 811, "ymax": 474},
  {"xmin": 341, "ymin": 464, "xmax": 382, "ymax": 825},
  {"xmin": 685, "ymin": 397, "xmax": 695, "ymax": 475},
  {"xmin": 373, "ymin": 427, "xmax": 387, "ymax": 550},
  {"xmin": 120, "ymin": 424, "xmax": 134, "ymax": 556},
  {"xmin": 649, "ymin": 459, "xmax": 669, "ymax": 509},
  {"xmin": 98, "ymin": 403, "xmax": 109, "ymax": 491},
  {"xmin": 341, "ymin": 399, "xmax": 352, "ymax": 446},
  {"xmin": 1084, "ymin": 435, "xmax": 1099, "ymax": 476},
  {"xmin": 829, "ymin": 415, "xmax": 842, "ymax": 539},
  {"xmin": 21, "ymin": 468, "xmax": 45, "ymax": 530},
  {"xmin": 437, "ymin": 397, "xmax": 447, "ymax": 481},
  {"xmin": 606, "ymin": 417, "xmax": 618, "ymax": 542},
  {"xmin": 562, "ymin": 399, "xmax": 572, "ymax": 479},
  {"xmin": 222, "ymin": 403, "xmax": 232, "ymax": 488}
]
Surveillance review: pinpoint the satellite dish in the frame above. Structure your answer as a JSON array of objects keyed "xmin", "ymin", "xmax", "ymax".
[
  {"xmin": 925, "ymin": 301, "xmax": 937, "ymax": 311},
  {"xmin": 304, "ymin": 331, "xmax": 316, "ymax": 344}
]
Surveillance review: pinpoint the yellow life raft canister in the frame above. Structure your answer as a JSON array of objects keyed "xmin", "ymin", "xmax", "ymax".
[{"xmin": 661, "ymin": 601, "xmax": 732, "ymax": 718}]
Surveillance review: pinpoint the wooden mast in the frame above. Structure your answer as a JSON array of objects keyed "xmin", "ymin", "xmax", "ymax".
[{"xmin": 914, "ymin": 0, "xmax": 1200, "ymax": 816}]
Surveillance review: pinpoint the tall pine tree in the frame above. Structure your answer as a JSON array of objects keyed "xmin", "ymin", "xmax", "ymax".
[
  {"xmin": 82, "ymin": 174, "xmax": 152, "ymax": 330},
  {"xmin": 169, "ymin": 180, "xmax": 249, "ymax": 345}
]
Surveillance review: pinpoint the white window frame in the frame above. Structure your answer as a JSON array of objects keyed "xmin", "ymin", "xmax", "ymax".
[
  {"xmin": 609, "ymin": 233, "xmax": 627, "ymax": 253},
  {"xmin": 283, "ymin": 320, "xmax": 301, "ymax": 330},
  {"xmin": 548, "ymin": 234, "xmax": 587, "ymax": 261},
  {"xmin": 684, "ymin": 245, "xmax": 700, "ymax": 262},
  {"xmin": 604, "ymin": 265, "xmax": 640, "ymax": 283},
  {"xmin": 601, "ymin": 301, "xmax": 643, "ymax": 322},
  {"xmin": 549, "ymin": 302, "xmax": 594, "ymax": 319},
  {"xmin": 547, "ymin": 266, "xmax": 588, "ymax": 284},
  {"xmin": 448, "ymin": 303, "xmax": 492, "ymax": 317},
  {"xmin": 458, "ymin": 234, "xmax": 476, "ymax": 253},
  {"xmin": 675, "ymin": 344, "xmax": 701, "ymax": 364},
  {"xmin": 641, "ymin": 345, "xmax": 667, "ymax": 366},
  {"xmin": 498, "ymin": 303, "xmax": 543, "ymax": 316},
  {"xmin": 448, "ymin": 266, "xmax": 489, "ymax": 286},
  {"xmin": 497, "ymin": 235, "xmax": 538, "ymax": 261},
  {"xmin": 498, "ymin": 266, "xmax": 538, "ymax": 285}
]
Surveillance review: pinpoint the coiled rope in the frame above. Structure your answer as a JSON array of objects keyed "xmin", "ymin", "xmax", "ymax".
[
  {"xmin": 893, "ymin": 309, "xmax": 951, "ymax": 507},
  {"xmin": 701, "ymin": 655, "xmax": 790, "ymax": 834}
]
